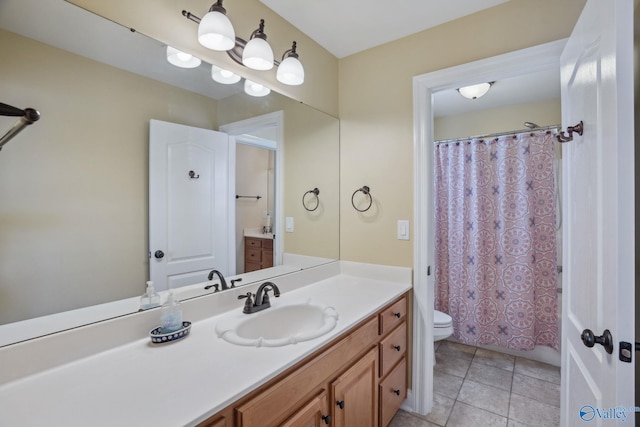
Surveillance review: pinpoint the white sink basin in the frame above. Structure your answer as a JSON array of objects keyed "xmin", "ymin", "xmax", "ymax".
[{"xmin": 215, "ymin": 299, "xmax": 339, "ymax": 347}]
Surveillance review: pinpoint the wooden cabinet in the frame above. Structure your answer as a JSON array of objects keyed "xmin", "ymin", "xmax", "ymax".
[
  {"xmin": 281, "ymin": 391, "xmax": 330, "ymax": 427},
  {"xmin": 379, "ymin": 359, "xmax": 407, "ymax": 427},
  {"xmin": 332, "ymin": 348, "xmax": 378, "ymax": 427},
  {"xmin": 244, "ymin": 237, "xmax": 274, "ymax": 272},
  {"xmin": 199, "ymin": 294, "xmax": 408, "ymax": 427}
]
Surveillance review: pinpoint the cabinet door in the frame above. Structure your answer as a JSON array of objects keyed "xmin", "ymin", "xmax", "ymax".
[
  {"xmin": 332, "ymin": 348, "xmax": 378, "ymax": 427},
  {"xmin": 281, "ymin": 391, "xmax": 330, "ymax": 427}
]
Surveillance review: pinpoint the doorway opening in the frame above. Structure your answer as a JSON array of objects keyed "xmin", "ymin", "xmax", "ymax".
[
  {"xmin": 410, "ymin": 39, "xmax": 566, "ymax": 415},
  {"xmin": 220, "ymin": 111, "xmax": 284, "ymax": 275}
]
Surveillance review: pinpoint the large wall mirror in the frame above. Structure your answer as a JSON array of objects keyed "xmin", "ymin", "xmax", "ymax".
[{"xmin": 0, "ymin": 0, "xmax": 339, "ymax": 346}]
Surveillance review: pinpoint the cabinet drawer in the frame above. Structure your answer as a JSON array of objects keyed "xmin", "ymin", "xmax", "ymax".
[
  {"xmin": 379, "ymin": 323, "xmax": 406, "ymax": 377},
  {"xmin": 245, "ymin": 238, "xmax": 262, "ymax": 248},
  {"xmin": 379, "ymin": 358, "xmax": 407, "ymax": 427},
  {"xmin": 379, "ymin": 296, "xmax": 406, "ymax": 336},
  {"xmin": 246, "ymin": 248, "xmax": 262, "ymax": 262}
]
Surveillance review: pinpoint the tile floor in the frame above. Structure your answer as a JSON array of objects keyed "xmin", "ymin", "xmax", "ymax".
[{"xmin": 389, "ymin": 340, "xmax": 561, "ymax": 427}]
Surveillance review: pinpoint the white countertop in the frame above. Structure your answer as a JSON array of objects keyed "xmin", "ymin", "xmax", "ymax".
[{"xmin": 0, "ymin": 262, "xmax": 411, "ymax": 427}]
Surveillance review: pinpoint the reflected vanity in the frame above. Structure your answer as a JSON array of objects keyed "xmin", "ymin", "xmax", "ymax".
[{"xmin": 0, "ymin": 0, "xmax": 339, "ymax": 347}]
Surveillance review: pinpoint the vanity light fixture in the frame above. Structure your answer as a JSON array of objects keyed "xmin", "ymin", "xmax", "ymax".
[
  {"xmin": 197, "ymin": 0, "xmax": 236, "ymax": 51},
  {"xmin": 457, "ymin": 82, "xmax": 494, "ymax": 100},
  {"xmin": 182, "ymin": 10, "xmax": 305, "ymax": 87},
  {"xmin": 244, "ymin": 79, "xmax": 271, "ymax": 97},
  {"xmin": 166, "ymin": 46, "xmax": 202, "ymax": 68},
  {"xmin": 242, "ymin": 19, "xmax": 274, "ymax": 71},
  {"xmin": 211, "ymin": 64, "xmax": 241, "ymax": 84},
  {"xmin": 277, "ymin": 41, "xmax": 304, "ymax": 85}
]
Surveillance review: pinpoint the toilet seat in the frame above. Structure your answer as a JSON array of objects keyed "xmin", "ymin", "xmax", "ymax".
[
  {"xmin": 433, "ymin": 310, "xmax": 453, "ymax": 342},
  {"xmin": 434, "ymin": 310, "xmax": 452, "ymax": 328}
]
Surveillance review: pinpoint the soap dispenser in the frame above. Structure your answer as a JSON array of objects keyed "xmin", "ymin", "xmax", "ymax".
[
  {"xmin": 139, "ymin": 281, "xmax": 161, "ymax": 310},
  {"xmin": 160, "ymin": 290, "xmax": 183, "ymax": 333}
]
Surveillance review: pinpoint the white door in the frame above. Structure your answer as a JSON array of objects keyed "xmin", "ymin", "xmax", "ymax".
[
  {"xmin": 560, "ymin": 0, "xmax": 635, "ymax": 425},
  {"xmin": 149, "ymin": 120, "xmax": 230, "ymax": 291}
]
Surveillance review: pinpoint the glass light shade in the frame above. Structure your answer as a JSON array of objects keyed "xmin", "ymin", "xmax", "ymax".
[
  {"xmin": 457, "ymin": 82, "xmax": 492, "ymax": 99},
  {"xmin": 198, "ymin": 10, "xmax": 235, "ymax": 51},
  {"xmin": 276, "ymin": 56, "xmax": 304, "ymax": 85},
  {"xmin": 244, "ymin": 79, "xmax": 271, "ymax": 97},
  {"xmin": 211, "ymin": 65, "xmax": 241, "ymax": 84},
  {"xmin": 242, "ymin": 37, "xmax": 274, "ymax": 70},
  {"xmin": 166, "ymin": 46, "xmax": 201, "ymax": 68}
]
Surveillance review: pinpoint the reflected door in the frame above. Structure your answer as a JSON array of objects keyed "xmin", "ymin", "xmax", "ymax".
[{"xmin": 149, "ymin": 120, "xmax": 230, "ymax": 291}]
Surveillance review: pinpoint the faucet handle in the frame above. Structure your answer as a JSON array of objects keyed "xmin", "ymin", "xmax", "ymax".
[
  {"xmin": 238, "ymin": 292, "xmax": 254, "ymax": 313},
  {"xmin": 230, "ymin": 278, "xmax": 242, "ymax": 288}
]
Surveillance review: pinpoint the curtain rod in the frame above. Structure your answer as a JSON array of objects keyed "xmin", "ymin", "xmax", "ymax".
[{"xmin": 434, "ymin": 124, "xmax": 561, "ymax": 145}]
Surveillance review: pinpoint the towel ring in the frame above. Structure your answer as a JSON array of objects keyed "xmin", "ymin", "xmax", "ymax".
[
  {"xmin": 303, "ymin": 188, "xmax": 320, "ymax": 212},
  {"xmin": 351, "ymin": 186, "xmax": 372, "ymax": 212}
]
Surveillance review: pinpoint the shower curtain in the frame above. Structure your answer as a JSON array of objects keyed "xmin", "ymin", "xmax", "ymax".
[{"xmin": 435, "ymin": 131, "xmax": 559, "ymax": 351}]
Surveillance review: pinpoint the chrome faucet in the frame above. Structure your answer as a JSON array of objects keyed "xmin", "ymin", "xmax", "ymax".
[
  {"xmin": 205, "ymin": 269, "xmax": 228, "ymax": 292},
  {"xmin": 238, "ymin": 281, "xmax": 281, "ymax": 314}
]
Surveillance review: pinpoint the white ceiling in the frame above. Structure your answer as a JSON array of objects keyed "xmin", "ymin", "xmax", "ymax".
[
  {"xmin": 261, "ymin": 0, "xmax": 511, "ymax": 58},
  {"xmin": 433, "ymin": 69, "xmax": 560, "ymax": 118}
]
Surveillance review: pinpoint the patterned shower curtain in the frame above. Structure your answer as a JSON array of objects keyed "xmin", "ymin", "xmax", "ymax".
[{"xmin": 435, "ymin": 131, "xmax": 559, "ymax": 351}]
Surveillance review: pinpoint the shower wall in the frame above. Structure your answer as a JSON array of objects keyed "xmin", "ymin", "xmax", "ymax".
[
  {"xmin": 434, "ymin": 98, "xmax": 561, "ymax": 141},
  {"xmin": 435, "ymin": 97, "xmax": 562, "ymax": 367}
]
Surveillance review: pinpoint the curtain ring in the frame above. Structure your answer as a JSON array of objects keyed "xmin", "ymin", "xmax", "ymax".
[
  {"xmin": 351, "ymin": 186, "xmax": 372, "ymax": 212},
  {"xmin": 302, "ymin": 188, "xmax": 320, "ymax": 212}
]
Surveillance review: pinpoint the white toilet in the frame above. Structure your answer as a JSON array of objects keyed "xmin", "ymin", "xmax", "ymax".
[{"xmin": 434, "ymin": 310, "xmax": 454, "ymax": 341}]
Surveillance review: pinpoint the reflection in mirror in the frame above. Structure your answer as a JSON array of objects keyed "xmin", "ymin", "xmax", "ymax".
[{"xmin": 0, "ymin": 0, "xmax": 339, "ymax": 346}]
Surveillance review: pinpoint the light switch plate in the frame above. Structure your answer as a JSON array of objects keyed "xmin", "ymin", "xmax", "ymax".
[
  {"xmin": 285, "ymin": 217, "xmax": 294, "ymax": 232},
  {"xmin": 397, "ymin": 220, "xmax": 410, "ymax": 240}
]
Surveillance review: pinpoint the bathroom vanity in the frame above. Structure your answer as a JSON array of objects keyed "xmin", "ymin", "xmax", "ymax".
[
  {"xmin": 202, "ymin": 294, "xmax": 407, "ymax": 427},
  {"xmin": 244, "ymin": 235, "xmax": 274, "ymax": 272},
  {"xmin": 0, "ymin": 261, "xmax": 411, "ymax": 427}
]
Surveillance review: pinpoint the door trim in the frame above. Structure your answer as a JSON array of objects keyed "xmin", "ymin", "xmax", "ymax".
[{"xmin": 410, "ymin": 39, "xmax": 565, "ymax": 414}]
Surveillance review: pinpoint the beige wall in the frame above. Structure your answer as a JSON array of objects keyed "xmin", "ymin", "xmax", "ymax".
[
  {"xmin": 434, "ymin": 98, "xmax": 561, "ymax": 141},
  {"xmin": 69, "ymin": 0, "xmax": 340, "ymax": 117},
  {"xmin": 338, "ymin": 0, "xmax": 586, "ymax": 267},
  {"xmin": 0, "ymin": 30, "xmax": 219, "ymax": 323}
]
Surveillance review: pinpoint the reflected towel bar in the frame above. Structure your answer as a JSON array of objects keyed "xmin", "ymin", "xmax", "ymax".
[{"xmin": 0, "ymin": 102, "xmax": 40, "ymax": 151}]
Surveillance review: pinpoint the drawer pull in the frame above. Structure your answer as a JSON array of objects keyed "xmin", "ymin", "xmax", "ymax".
[
  {"xmin": 393, "ymin": 389, "xmax": 401, "ymax": 396},
  {"xmin": 322, "ymin": 414, "xmax": 331, "ymax": 424},
  {"xmin": 393, "ymin": 345, "xmax": 401, "ymax": 352},
  {"xmin": 336, "ymin": 400, "xmax": 345, "ymax": 409},
  {"xmin": 394, "ymin": 312, "xmax": 401, "ymax": 318}
]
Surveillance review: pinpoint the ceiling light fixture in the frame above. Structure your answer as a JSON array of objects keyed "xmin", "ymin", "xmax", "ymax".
[
  {"xmin": 211, "ymin": 64, "xmax": 241, "ymax": 84},
  {"xmin": 242, "ymin": 19, "xmax": 274, "ymax": 71},
  {"xmin": 166, "ymin": 46, "xmax": 202, "ymax": 68},
  {"xmin": 197, "ymin": 0, "xmax": 235, "ymax": 51},
  {"xmin": 277, "ymin": 41, "xmax": 304, "ymax": 85},
  {"xmin": 457, "ymin": 82, "xmax": 495, "ymax": 100},
  {"xmin": 244, "ymin": 79, "xmax": 271, "ymax": 97}
]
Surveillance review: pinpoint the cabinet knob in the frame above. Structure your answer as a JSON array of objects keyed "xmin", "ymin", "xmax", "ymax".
[
  {"xmin": 393, "ymin": 345, "xmax": 401, "ymax": 352},
  {"xmin": 394, "ymin": 312, "xmax": 401, "ymax": 318},
  {"xmin": 393, "ymin": 389, "xmax": 401, "ymax": 396},
  {"xmin": 321, "ymin": 414, "xmax": 331, "ymax": 424},
  {"xmin": 336, "ymin": 400, "xmax": 345, "ymax": 409}
]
